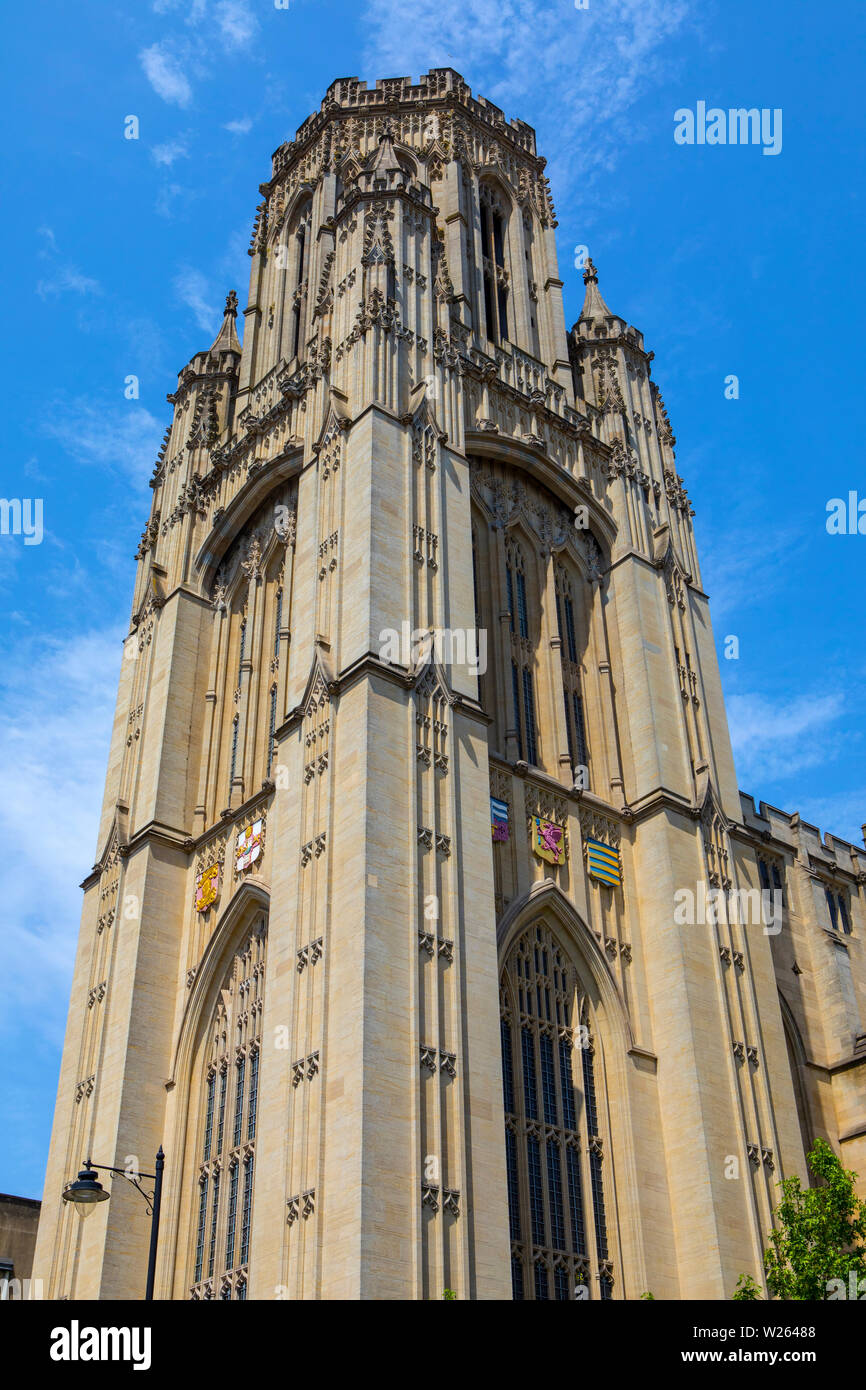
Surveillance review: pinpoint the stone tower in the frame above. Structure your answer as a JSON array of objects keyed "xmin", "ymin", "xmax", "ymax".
[{"xmin": 34, "ymin": 70, "xmax": 865, "ymax": 1302}]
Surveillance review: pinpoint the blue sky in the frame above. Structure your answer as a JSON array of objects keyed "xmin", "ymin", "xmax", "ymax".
[{"xmin": 1, "ymin": 0, "xmax": 863, "ymax": 1198}]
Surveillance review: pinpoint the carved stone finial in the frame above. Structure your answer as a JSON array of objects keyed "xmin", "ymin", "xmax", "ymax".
[
  {"xmin": 582, "ymin": 257, "xmax": 598, "ymax": 286},
  {"xmin": 225, "ymin": 290, "xmax": 238, "ymax": 317}
]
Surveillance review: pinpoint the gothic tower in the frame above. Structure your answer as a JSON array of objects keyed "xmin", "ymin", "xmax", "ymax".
[{"xmin": 34, "ymin": 70, "xmax": 865, "ymax": 1302}]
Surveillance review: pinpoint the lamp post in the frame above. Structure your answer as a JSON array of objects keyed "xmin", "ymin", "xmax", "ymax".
[{"xmin": 63, "ymin": 1147, "xmax": 165, "ymax": 1300}]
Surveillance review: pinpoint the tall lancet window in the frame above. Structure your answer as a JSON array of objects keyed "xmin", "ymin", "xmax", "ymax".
[
  {"xmin": 522, "ymin": 210, "xmax": 540, "ymax": 357},
  {"xmin": 505, "ymin": 539, "xmax": 538, "ymax": 765},
  {"xmin": 500, "ymin": 922, "xmax": 617, "ymax": 1300},
  {"xmin": 190, "ymin": 918, "xmax": 267, "ymax": 1301},
  {"xmin": 289, "ymin": 200, "xmax": 312, "ymax": 363},
  {"xmin": 555, "ymin": 566, "xmax": 590, "ymax": 785},
  {"xmin": 479, "ymin": 184, "xmax": 510, "ymax": 345}
]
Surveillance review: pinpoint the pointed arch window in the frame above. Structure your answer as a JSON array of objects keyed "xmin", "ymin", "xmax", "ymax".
[
  {"xmin": 824, "ymin": 884, "xmax": 852, "ymax": 934},
  {"xmin": 500, "ymin": 922, "xmax": 617, "ymax": 1299},
  {"xmin": 523, "ymin": 210, "xmax": 540, "ymax": 356},
  {"xmin": 555, "ymin": 566, "xmax": 590, "ymax": 784},
  {"xmin": 189, "ymin": 918, "xmax": 267, "ymax": 1300},
  {"xmin": 289, "ymin": 200, "xmax": 312, "ymax": 362},
  {"xmin": 479, "ymin": 184, "xmax": 510, "ymax": 344},
  {"xmin": 267, "ymin": 683, "xmax": 278, "ymax": 777},
  {"xmin": 194, "ymin": 1175, "xmax": 208, "ymax": 1284},
  {"xmin": 229, "ymin": 714, "xmax": 240, "ymax": 795},
  {"xmin": 506, "ymin": 540, "xmax": 538, "ymax": 765},
  {"xmin": 273, "ymin": 588, "xmax": 283, "ymax": 661}
]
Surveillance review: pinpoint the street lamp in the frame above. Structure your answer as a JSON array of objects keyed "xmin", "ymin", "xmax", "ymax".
[{"xmin": 63, "ymin": 1147, "xmax": 165, "ymax": 1300}]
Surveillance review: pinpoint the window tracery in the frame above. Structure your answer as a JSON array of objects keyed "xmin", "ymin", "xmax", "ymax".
[
  {"xmin": 500, "ymin": 922, "xmax": 616, "ymax": 1299},
  {"xmin": 190, "ymin": 918, "xmax": 266, "ymax": 1300},
  {"xmin": 479, "ymin": 183, "xmax": 510, "ymax": 344},
  {"xmin": 506, "ymin": 539, "xmax": 537, "ymax": 765}
]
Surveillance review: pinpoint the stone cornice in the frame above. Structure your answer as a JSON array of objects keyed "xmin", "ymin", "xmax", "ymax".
[
  {"xmin": 729, "ymin": 822, "xmax": 796, "ymax": 859},
  {"xmin": 183, "ymin": 783, "xmax": 275, "ymax": 859},
  {"xmin": 277, "ymin": 652, "xmax": 491, "ymax": 740},
  {"xmin": 606, "ymin": 546, "xmax": 710, "ymax": 602},
  {"xmin": 487, "ymin": 754, "xmax": 632, "ymax": 826},
  {"xmin": 805, "ymin": 1050, "xmax": 866, "ymax": 1079},
  {"xmin": 625, "ymin": 785, "xmax": 698, "ymax": 824}
]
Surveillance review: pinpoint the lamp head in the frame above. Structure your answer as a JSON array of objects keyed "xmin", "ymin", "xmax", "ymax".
[{"xmin": 63, "ymin": 1161, "xmax": 109, "ymax": 1218}]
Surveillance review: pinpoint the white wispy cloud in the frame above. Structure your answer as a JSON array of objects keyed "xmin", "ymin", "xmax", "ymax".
[
  {"xmin": 151, "ymin": 135, "xmax": 190, "ymax": 167},
  {"xmin": 216, "ymin": 0, "xmax": 258, "ymax": 51},
  {"xmin": 698, "ymin": 520, "xmax": 808, "ymax": 624},
  {"xmin": 789, "ymin": 790, "xmax": 866, "ymax": 849},
  {"xmin": 224, "ymin": 115, "xmax": 253, "ymax": 135},
  {"xmin": 173, "ymin": 266, "xmax": 218, "ymax": 335},
  {"xmin": 0, "ymin": 626, "xmax": 124, "ymax": 1047},
  {"xmin": 36, "ymin": 266, "xmax": 102, "ymax": 299},
  {"xmin": 36, "ymin": 226, "xmax": 101, "ymax": 300},
  {"xmin": 42, "ymin": 400, "xmax": 162, "ymax": 486},
  {"xmin": 362, "ymin": 0, "xmax": 692, "ymax": 201},
  {"xmin": 727, "ymin": 690, "xmax": 846, "ymax": 786},
  {"xmin": 140, "ymin": 42, "xmax": 194, "ymax": 107},
  {"xmin": 142, "ymin": 0, "xmax": 257, "ymax": 111},
  {"xmin": 155, "ymin": 181, "xmax": 190, "ymax": 219}
]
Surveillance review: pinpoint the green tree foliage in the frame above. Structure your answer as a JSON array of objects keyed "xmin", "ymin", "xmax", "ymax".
[
  {"xmin": 733, "ymin": 1139, "xmax": 866, "ymax": 1300},
  {"xmin": 732, "ymin": 1274, "xmax": 762, "ymax": 1300}
]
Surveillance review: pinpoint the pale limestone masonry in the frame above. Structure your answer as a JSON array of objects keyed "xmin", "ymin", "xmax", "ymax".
[{"xmin": 34, "ymin": 70, "xmax": 864, "ymax": 1302}]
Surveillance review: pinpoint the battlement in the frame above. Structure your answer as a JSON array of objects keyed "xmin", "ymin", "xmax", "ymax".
[
  {"xmin": 739, "ymin": 791, "xmax": 866, "ymax": 868},
  {"xmin": 271, "ymin": 67, "xmax": 539, "ymax": 178}
]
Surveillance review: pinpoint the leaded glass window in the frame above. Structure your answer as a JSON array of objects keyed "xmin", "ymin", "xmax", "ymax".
[
  {"xmin": 203, "ymin": 1071, "xmax": 215, "ymax": 1161},
  {"xmin": 555, "ymin": 566, "xmax": 590, "ymax": 786},
  {"xmin": 273, "ymin": 588, "xmax": 283, "ymax": 660},
  {"xmin": 229, "ymin": 714, "xmax": 239, "ymax": 792},
  {"xmin": 207, "ymin": 1173, "xmax": 219, "ymax": 1279},
  {"xmin": 500, "ymin": 921, "xmax": 617, "ymax": 1299},
  {"xmin": 194, "ymin": 1175, "xmax": 208, "ymax": 1283},
  {"xmin": 233, "ymin": 1055, "xmax": 246, "ymax": 1149},
  {"xmin": 506, "ymin": 541, "xmax": 539, "ymax": 767},
  {"xmin": 189, "ymin": 918, "xmax": 266, "ymax": 1300},
  {"xmin": 267, "ymin": 684, "xmax": 278, "ymax": 776},
  {"xmin": 479, "ymin": 184, "xmax": 510, "ymax": 344}
]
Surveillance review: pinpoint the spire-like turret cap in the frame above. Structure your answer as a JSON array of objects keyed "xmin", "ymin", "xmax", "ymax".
[
  {"xmin": 579, "ymin": 257, "xmax": 615, "ymax": 322},
  {"xmin": 368, "ymin": 119, "xmax": 403, "ymax": 177},
  {"xmin": 209, "ymin": 290, "xmax": 242, "ymax": 355}
]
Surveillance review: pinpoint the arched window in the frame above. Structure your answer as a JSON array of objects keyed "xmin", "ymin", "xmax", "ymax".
[
  {"xmin": 555, "ymin": 566, "xmax": 590, "ymax": 785},
  {"xmin": 479, "ymin": 184, "xmax": 510, "ymax": 345},
  {"xmin": 190, "ymin": 918, "xmax": 266, "ymax": 1300},
  {"xmin": 522, "ymin": 210, "xmax": 540, "ymax": 357},
  {"xmin": 288, "ymin": 200, "xmax": 312, "ymax": 362},
  {"xmin": 266, "ymin": 683, "xmax": 278, "ymax": 777},
  {"xmin": 500, "ymin": 921, "xmax": 616, "ymax": 1300},
  {"xmin": 505, "ymin": 539, "xmax": 537, "ymax": 765}
]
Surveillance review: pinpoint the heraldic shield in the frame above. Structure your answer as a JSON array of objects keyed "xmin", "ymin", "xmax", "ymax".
[
  {"xmin": 236, "ymin": 819, "xmax": 263, "ymax": 873},
  {"xmin": 195, "ymin": 862, "xmax": 221, "ymax": 913},
  {"xmin": 531, "ymin": 816, "xmax": 567, "ymax": 865}
]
